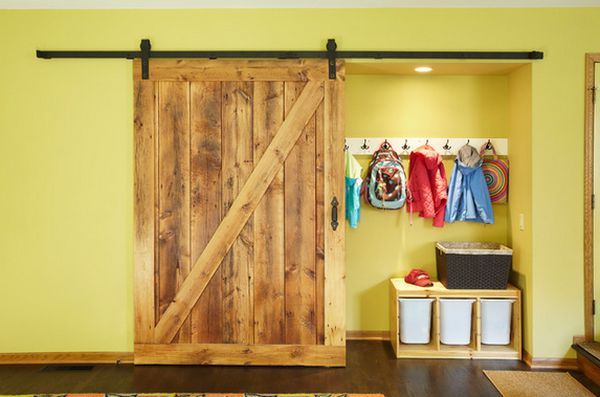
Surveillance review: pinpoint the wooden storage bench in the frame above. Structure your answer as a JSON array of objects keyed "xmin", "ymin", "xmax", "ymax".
[{"xmin": 389, "ymin": 278, "xmax": 521, "ymax": 360}]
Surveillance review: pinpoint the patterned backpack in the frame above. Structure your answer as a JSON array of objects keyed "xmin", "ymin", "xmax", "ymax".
[{"xmin": 362, "ymin": 141, "xmax": 408, "ymax": 209}]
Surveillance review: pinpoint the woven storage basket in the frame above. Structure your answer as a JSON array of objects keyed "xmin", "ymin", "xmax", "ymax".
[{"xmin": 436, "ymin": 242, "xmax": 512, "ymax": 289}]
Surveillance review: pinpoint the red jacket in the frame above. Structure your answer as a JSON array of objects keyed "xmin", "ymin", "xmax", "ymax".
[{"xmin": 407, "ymin": 145, "xmax": 448, "ymax": 227}]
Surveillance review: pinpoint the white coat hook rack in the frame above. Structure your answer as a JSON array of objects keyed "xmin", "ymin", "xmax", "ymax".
[{"xmin": 345, "ymin": 137, "xmax": 508, "ymax": 157}]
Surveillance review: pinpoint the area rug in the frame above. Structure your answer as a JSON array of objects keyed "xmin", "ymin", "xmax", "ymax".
[
  {"xmin": 1, "ymin": 394, "xmax": 383, "ymax": 397},
  {"xmin": 484, "ymin": 370, "xmax": 594, "ymax": 397}
]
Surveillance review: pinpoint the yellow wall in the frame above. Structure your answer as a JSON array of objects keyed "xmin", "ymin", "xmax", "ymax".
[
  {"xmin": 346, "ymin": 74, "xmax": 509, "ymax": 137},
  {"xmin": 345, "ymin": 74, "xmax": 510, "ymax": 331},
  {"xmin": 507, "ymin": 65, "xmax": 533, "ymax": 352},
  {"xmin": 0, "ymin": 8, "xmax": 597, "ymax": 358}
]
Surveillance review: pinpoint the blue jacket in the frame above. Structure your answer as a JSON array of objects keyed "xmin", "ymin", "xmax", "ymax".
[{"xmin": 445, "ymin": 158, "xmax": 494, "ymax": 224}]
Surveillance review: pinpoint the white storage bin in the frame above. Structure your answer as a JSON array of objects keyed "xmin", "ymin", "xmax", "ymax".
[
  {"xmin": 481, "ymin": 299, "xmax": 515, "ymax": 345},
  {"xmin": 399, "ymin": 298, "xmax": 434, "ymax": 344},
  {"xmin": 440, "ymin": 298, "xmax": 475, "ymax": 345}
]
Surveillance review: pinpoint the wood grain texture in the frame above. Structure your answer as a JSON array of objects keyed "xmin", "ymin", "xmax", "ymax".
[
  {"xmin": 513, "ymin": 289, "xmax": 523, "ymax": 359},
  {"xmin": 473, "ymin": 299, "xmax": 481, "ymax": 352},
  {"xmin": 134, "ymin": 60, "xmax": 345, "ymax": 366},
  {"xmin": 433, "ymin": 298, "xmax": 441, "ymax": 351},
  {"xmin": 134, "ymin": 80, "xmax": 156, "ymax": 344},
  {"xmin": 315, "ymin": 97, "xmax": 325, "ymax": 345},
  {"xmin": 0, "ymin": 342, "xmax": 541, "ymax": 397},
  {"xmin": 0, "ymin": 352, "xmax": 133, "ymax": 365},
  {"xmin": 134, "ymin": 343, "xmax": 345, "ymax": 366},
  {"xmin": 324, "ymin": 62, "xmax": 346, "ymax": 347},
  {"xmin": 253, "ymin": 81, "xmax": 286, "ymax": 345},
  {"xmin": 157, "ymin": 81, "xmax": 192, "ymax": 343},
  {"xmin": 389, "ymin": 281, "xmax": 399, "ymax": 357},
  {"xmin": 133, "ymin": 59, "xmax": 329, "ymax": 82},
  {"xmin": 153, "ymin": 81, "xmax": 325, "ymax": 344},
  {"xmin": 523, "ymin": 349, "xmax": 579, "ymax": 370},
  {"xmin": 190, "ymin": 81, "xmax": 223, "ymax": 343},
  {"xmin": 284, "ymin": 81, "xmax": 317, "ymax": 345},
  {"xmin": 390, "ymin": 278, "xmax": 521, "ymax": 297},
  {"xmin": 577, "ymin": 354, "xmax": 600, "ymax": 383},
  {"xmin": 584, "ymin": 54, "xmax": 600, "ymax": 341},
  {"xmin": 222, "ymin": 81, "xmax": 254, "ymax": 344}
]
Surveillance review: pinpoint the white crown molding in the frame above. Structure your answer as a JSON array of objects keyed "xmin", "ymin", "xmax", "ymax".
[{"xmin": 2, "ymin": 0, "xmax": 600, "ymax": 9}]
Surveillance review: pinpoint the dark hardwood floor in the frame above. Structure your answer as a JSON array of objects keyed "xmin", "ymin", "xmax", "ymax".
[{"xmin": 1, "ymin": 341, "xmax": 599, "ymax": 397}]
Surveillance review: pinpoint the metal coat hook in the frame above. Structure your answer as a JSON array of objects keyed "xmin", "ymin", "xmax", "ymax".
[
  {"xmin": 382, "ymin": 139, "xmax": 391, "ymax": 150},
  {"xmin": 466, "ymin": 139, "xmax": 470, "ymax": 145},
  {"xmin": 401, "ymin": 139, "xmax": 411, "ymax": 152},
  {"xmin": 442, "ymin": 139, "xmax": 452, "ymax": 151},
  {"xmin": 361, "ymin": 139, "xmax": 370, "ymax": 151},
  {"xmin": 344, "ymin": 139, "xmax": 349, "ymax": 151},
  {"xmin": 425, "ymin": 139, "xmax": 429, "ymax": 145},
  {"xmin": 485, "ymin": 139, "xmax": 493, "ymax": 150}
]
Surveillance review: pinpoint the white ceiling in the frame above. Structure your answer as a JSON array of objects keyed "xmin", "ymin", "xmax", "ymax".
[{"xmin": 2, "ymin": 0, "xmax": 600, "ymax": 9}]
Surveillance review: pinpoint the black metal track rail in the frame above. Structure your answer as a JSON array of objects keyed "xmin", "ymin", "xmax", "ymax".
[{"xmin": 36, "ymin": 38, "xmax": 544, "ymax": 80}]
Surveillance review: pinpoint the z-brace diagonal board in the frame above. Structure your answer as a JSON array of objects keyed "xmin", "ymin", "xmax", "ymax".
[{"xmin": 152, "ymin": 81, "xmax": 325, "ymax": 344}]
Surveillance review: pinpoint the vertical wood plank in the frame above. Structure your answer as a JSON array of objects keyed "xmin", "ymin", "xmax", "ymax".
[
  {"xmin": 152, "ymin": 81, "xmax": 324, "ymax": 345},
  {"xmin": 253, "ymin": 81, "xmax": 286, "ymax": 344},
  {"xmin": 474, "ymin": 298, "xmax": 481, "ymax": 351},
  {"xmin": 315, "ymin": 98, "xmax": 325, "ymax": 345},
  {"xmin": 190, "ymin": 82, "xmax": 224, "ymax": 343},
  {"xmin": 433, "ymin": 298, "xmax": 440, "ymax": 351},
  {"xmin": 154, "ymin": 83, "xmax": 160, "ymax": 326},
  {"xmin": 222, "ymin": 81, "xmax": 254, "ymax": 344},
  {"xmin": 389, "ymin": 284, "xmax": 399, "ymax": 357},
  {"xmin": 284, "ymin": 82, "xmax": 317, "ymax": 345},
  {"xmin": 157, "ymin": 81, "xmax": 192, "ymax": 343},
  {"xmin": 584, "ymin": 54, "xmax": 599, "ymax": 341},
  {"xmin": 324, "ymin": 62, "xmax": 346, "ymax": 347},
  {"xmin": 514, "ymin": 291, "xmax": 522, "ymax": 358},
  {"xmin": 134, "ymin": 80, "xmax": 156, "ymax": 343}
]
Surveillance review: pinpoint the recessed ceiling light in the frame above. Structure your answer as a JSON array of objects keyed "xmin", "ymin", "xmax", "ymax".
[{"xmin": 415, "ymin": 66, "xmax": 433, "ymax": 73}]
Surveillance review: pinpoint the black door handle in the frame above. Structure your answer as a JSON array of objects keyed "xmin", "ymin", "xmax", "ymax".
[{"xmin": 331, "ymin": 197, "xmax": 339, "ymax": 231}]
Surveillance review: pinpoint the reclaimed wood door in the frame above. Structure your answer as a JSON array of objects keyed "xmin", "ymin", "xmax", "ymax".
[{"xmin": 133, "ymin": 60, "xmax": 345, "ymax": 366}]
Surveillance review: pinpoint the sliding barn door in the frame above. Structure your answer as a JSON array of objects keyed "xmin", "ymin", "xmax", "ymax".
[{"xmin": 133, "ymin": 60, "xmax": 345, "ymax": 366}]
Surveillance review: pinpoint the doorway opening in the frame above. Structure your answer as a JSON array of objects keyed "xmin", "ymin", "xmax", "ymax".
[{"xmin": 583, "ymin": 54, "xmax": 600, "ymax": 342}]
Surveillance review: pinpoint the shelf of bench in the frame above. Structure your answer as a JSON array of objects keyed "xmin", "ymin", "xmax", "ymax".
[{"xmin": 390, "ymin": 278, "xmax": 522, "ymax": 361}]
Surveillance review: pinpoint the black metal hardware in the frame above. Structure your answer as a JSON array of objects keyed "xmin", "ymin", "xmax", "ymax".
[
  {"xmin": 140, "ymin": 39, "xmax": 151, "ymax": 80},
  {"xmin": 381, "ymin": 139, "xmax": 391, "ymax": 150},
  {"xmin": 36, "ymin": 39, "xmax": 545, "ymax": 68},
  {"xmin": 326, "ymin": 38, "xmax": 337, "ymax": 80},
  {"xmin": 331, "ymin": 197, "xmax": 339, "ymax": 231},
  {"xmin": 401, "ymin": 139, "xmax": 410, "ymax": 151},
  {"xmin": 36, "ymin": 50, "xmax": 140, "ymax": 59},
  {"xmin": 466, "ymin": 139, "xmax": 470, "ymax": 145},
  {"xmin": 485, "ymin": 139, "xmax": 493, "ymax": 150},
  {"xmin": 361, "ymin": 139, "xmax": 369, "ymax": 150},
  {"xmin": 339, "ymin": 50, "xmax": 544, "ymax": 60},
  {"xmin": 425, "ymin": 139, "xmax": 429, "ymax": 145},
  {"xmin": 344, "ymin": 139, "xmax": 349, "ymax": 151},
  {"xmin": 36, "ymin": 48, "xmax": 545, "ymax": 61},
  {"xmin": 442, "ymin": 139, "xmax": 452, "ymax": 151},
  {"xmin": 35, "ymin": 49, "xmax": 326, "ymax": 59}
]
